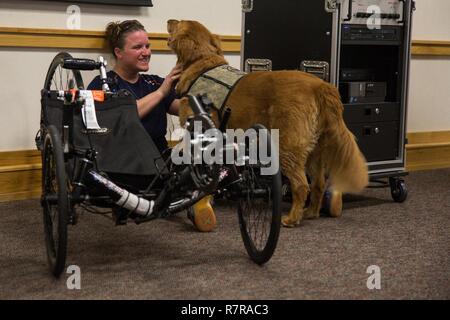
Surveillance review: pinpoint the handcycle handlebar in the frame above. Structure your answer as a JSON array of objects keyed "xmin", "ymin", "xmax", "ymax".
[
  {"xmin": 62, "ymin": 58, "xmax": 101, "ymax": 70},
  {"xmin": 62, "ymin": 56, "xmax": 110, "ymax": 91}
]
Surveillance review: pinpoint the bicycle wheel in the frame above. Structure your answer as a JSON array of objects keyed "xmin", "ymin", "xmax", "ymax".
[
  {"xmin": 237, "ymin": 124, "xmax": 282, "ymax": 265},
  {"xmin": 44, "ymin": 52, "xmax": 84, "ymax": 90},
  {"xmin": 41, "ymin": 125, "xmax": 69, "ymax": 277}
]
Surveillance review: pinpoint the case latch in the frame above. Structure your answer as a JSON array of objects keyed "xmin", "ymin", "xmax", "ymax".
[
  {"xmin": 245, "ymin": 59, "xmax": 272, "ymax": 72},
  {"xmin": 300, "ymin": 61, "xmax": 330, "ymax": 81},
  {"xmin": 242, "ymin": 0, "xmax": 254, "ymax": 13},
  {"xmin": 325, "ymin": 0, "xmax": 340, "ymax": 13}
]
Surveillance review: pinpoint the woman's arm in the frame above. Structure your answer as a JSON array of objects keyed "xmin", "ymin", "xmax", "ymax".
[
  {"xmin": 136, "ymin": 65, "xmax": 182, "ymax": 118},
  {"xmin": 168, "ymin": 98, "xmax": 181, "ymax": 116}
]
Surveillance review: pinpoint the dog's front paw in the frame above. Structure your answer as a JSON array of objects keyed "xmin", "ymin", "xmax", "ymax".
[{"xmin": 281, "ymin": 215, "xmax": 299, "ymax": 228}]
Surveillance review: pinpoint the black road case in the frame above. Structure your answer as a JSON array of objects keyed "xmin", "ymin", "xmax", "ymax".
[{"xmin": 241, "ymin": 0, "xmax": 415, "ymax": 202}]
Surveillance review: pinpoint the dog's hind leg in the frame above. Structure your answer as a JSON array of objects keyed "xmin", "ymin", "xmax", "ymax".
[
  {"xmin": 303, "ymin": 153, "xmax": 325, "ymax": 219},
  {"xmin": 281, "ymin": 163, "xmax": 309, "ymax": 227}
]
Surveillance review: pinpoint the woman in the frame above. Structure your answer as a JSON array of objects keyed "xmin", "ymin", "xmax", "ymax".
[
  {"xmin": 88, "ymin": 19, "xmax": 181, "ymax": 152},
  {"xmin": 88, "ymin": 20, "xmax": 216, "ymax": 232}
]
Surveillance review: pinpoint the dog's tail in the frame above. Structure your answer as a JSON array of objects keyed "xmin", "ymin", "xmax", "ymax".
[{"xmin": 316, "ymin": 82, "xmax": 369, "ymax": 193}]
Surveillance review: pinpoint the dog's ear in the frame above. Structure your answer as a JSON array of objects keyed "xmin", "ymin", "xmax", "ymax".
[
  {"xmin": 167, "ymin": 19, "xmax": 179, "ymax": 34},
  {"xmin": 211, "ymin": 34, "xmax": 223, "ymax": 56}
]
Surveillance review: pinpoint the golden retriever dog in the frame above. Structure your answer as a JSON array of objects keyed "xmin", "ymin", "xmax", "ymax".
[{"xmin": 167, "ymin": 19, "xmax": 368, "ymax": 227}]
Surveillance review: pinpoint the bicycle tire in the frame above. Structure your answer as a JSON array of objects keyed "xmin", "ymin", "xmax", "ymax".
[
  {"xmin": 42, "ymin": 125, "xmax": 69, "ymax": 277},
  {"xmin": 237, "ymin": 124, "xmax": 282, "ymax": 265}
]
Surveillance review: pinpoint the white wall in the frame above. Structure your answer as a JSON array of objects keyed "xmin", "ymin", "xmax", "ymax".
[
  {"xmin": 411, "ymin": 0, "xmax": 450, "ymax": 40},
  {"xmin": 407, "ymin": 0, "xmax": 450, "ymax": 132},
  {"xmin": 0, "ymin": 0, "xmax": 449, "ymax": 151},
  {"xmin": 0, "ymin": 0, "xmax": 242, "ymax": 34},
  {"xmin": 407, "ymin": 57, "xmax": 450, "ymax": 132}
]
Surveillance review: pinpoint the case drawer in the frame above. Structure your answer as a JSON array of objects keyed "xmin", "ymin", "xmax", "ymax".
[
  {"xmin": 348, "ymin": 121, "xmax": 399, "ymax": 162},
  {"xmin": 344, "ymin": 102, "xmax": 400, "ymax": 124}
]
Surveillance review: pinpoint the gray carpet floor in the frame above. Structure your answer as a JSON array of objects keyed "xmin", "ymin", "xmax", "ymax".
[{"xmin": 0, "ymin": 169, "xmax": 449, "ymax": 300}]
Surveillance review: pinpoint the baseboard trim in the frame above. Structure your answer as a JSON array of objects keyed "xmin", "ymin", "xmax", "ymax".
[
  {"xmin": 0, "ymin": 189, "xmax": 42, "ymax": 203},
  {"xmin": 0, "ymin": 150, "xmax": 42, "ymax": 202},
  {"xmin": 406, "ymin": 131, "xmax": 450, "ymax": 172},
  {"xmin": 1, "ymin": 130, "xmax": 449, "ymax": 202}
]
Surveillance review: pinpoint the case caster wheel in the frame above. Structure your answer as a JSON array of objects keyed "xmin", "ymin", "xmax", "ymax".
[{"xmin": 389, "ymin": 178, "xmax": 408, "ymax": 203}]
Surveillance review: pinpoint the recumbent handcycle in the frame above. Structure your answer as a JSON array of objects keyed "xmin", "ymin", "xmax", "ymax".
[{"xmin": 36, "ymin": 52, "xmax": 282, "ymax": 277}]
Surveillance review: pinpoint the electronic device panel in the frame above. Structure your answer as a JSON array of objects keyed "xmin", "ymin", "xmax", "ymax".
[{"xmin": 341, "ymin": 0, "xmax": 405, "ymax": 26}]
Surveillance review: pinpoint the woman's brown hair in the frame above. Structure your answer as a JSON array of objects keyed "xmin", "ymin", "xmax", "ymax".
[{"xmin": 105, "ymin": 20, "xmax": 146, "ymax": 58}]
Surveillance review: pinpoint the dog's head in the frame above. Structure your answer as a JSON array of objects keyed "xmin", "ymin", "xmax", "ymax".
[{"xmin": 167, "ymin": 19, "xmax": 223, "ymax": 66}]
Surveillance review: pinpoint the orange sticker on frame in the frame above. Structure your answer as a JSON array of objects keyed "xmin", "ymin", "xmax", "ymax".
[{"xmin": 91, "ymin": 90, "xmax": 105, "ymax": 102}]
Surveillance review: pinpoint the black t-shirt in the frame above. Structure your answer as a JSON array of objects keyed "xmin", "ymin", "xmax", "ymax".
[{"xmin": 87, "ymin": 70, "xmax": 176, "ymax": 152}]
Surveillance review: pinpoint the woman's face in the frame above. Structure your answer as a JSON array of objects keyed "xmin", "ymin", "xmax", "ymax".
[{"xmin": 115, "ymin": 30, "xmax": 151, "ymax": 73}]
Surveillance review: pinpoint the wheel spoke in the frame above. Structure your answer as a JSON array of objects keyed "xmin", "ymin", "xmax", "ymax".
[
  {"xmin": 66, "ymin": 68, "xmax": 70, "ymax": 89},
  {"xmin": 58, "ymin": 65, "xmax": 63, "ymax": 90},
  {"xmin": 52, "ymin": 77, "xmax": 58, "ymax": 90}
]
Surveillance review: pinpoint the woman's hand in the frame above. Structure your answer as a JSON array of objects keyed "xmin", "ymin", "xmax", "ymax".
[
  {"xmin": 137, "ymin": 64, "xmax": 182, "ymax": 118},
  {"xmin": 158, "ymin": 64, "xmax": 183, "ymax": 97}
]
